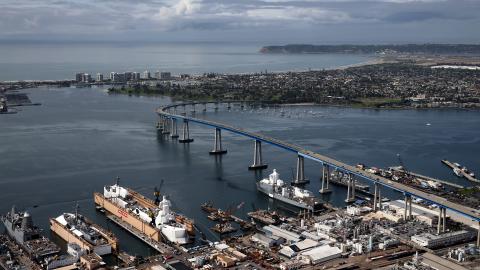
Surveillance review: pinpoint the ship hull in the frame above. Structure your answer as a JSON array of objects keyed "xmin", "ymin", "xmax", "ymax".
[
  {"xmin": 256, "ymin": 184, "xmax": 321, "ymax": 211},
  {"xmin": 50, "ymin": 218, "xmax": 113, "ymax": 256},
  {"xmin": 94, "ymin": 192, "xmax": 163, "ymax": 242}
]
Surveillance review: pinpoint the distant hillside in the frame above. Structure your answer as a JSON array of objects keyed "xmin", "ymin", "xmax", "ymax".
[{"xmin": 259, "ymin": 44, "xmax": 480, "ymax": 55}]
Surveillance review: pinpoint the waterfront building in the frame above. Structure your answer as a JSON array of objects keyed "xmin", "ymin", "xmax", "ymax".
[
  {"xmin": 143, "ymin": 70, "xmax": 151, "ymax": 79},
  {"xmin": 154, "ymin": 71, "xmax": 161, "ymax": 79},
  {"xmin": 75, "ymin": 73, "xmax": 84, "ymax": 82},
  {"xmin": 132, "ymin": 72, "xmax": 141, "ymax": 81},
  {"xmin": 81, "ymin": 73, "xmax": 92, "ymax": 83},
  {"xmin": 124, "ymin": 72, "xmax": 133, "ymax": 81},
  {"xmin": 160, "ymin": 72, "xmax": 171, "ymax": 80},
  {"xmin": 96, "ymin": 73, "xmax": 103, "ymax": 82},
  {"xmin": 411, "ymin": 230, "xmax": 475, "ymax": 248}
]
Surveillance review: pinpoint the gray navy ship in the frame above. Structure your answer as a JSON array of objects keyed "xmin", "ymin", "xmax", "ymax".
[
  {"xmin": 1, "ymin": 206, "xmax": 60, "ymax": 262},
  {"xmin": 256, "ymin": 169, "xmax": 323, "ymax": 211}
]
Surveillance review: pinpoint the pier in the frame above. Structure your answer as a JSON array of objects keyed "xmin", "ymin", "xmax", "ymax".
[
  {"xmin": 441, "ymin": 159, "xmax": 480, "ymax": 184},
  {"xmin": 106, "ymin": 215, "xmax": 170, "ymax": 254},
  {"xmin": 389, "ymin": 166, "xmax": 465, "ymax": 189}
]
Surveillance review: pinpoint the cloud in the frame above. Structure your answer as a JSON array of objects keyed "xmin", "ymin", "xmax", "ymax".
[{"xmin": 0, "ymin": 0, "xmax": 478, "ymax": 42}]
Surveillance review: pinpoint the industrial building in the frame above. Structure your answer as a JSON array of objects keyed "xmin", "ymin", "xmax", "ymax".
[{"xmin": 411, "ymin": 230, "xmax": 476, "ymax": 248}]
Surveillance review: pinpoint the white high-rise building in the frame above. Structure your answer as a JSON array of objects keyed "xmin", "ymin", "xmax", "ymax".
[{"xmin": 143, "ymin": 70, "xmax": 151, "ymax": 79}]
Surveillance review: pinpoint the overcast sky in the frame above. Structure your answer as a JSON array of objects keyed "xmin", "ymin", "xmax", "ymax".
[{"xmin": 1, "ymin": 0, "xmax": 479, "ymax": 44}]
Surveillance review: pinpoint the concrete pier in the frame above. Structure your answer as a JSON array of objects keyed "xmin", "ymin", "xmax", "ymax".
[
  {"xmin": 403, "ymin": 194, "xmax": 413, "ymax": 221},
  {"xmin": 319, "ymin": 164, "xmax": 331, "ymax": 193},
  {"xmin": 161, "ymin": 117, "xmax": 170, "ymax": 135},
  {"xmin": 292, "ymin": 155, "xmax": 309, "ymax": 186},
  {"xmin": 345, "ymin": 173, "xmax": 356, "ymax": 203},
  {"xmin": 248, "ymin": 140, "xmax": 267, "ymax": 170},
  {"xmin": 437, "ymin": 207, "xmax": 447, "ymax": 234},
  {"xmin": 477, "ymin": 222, "xmax": 480, "ymax": 247},
  {"xmin": 209, "ymin": 128, "xmax": 227, "ymax": 155},
  {"xmin": 170, "ymin": 118, "xmax": 179, "ymax": 139},
  {"xmin": 178, "ymin": 119, "xmax": 194, "ymax": 143}
]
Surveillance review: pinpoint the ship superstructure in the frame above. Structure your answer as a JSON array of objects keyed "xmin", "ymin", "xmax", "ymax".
[
  {"xmin": 1, "ymin": 206, "xmax": 60, "ymax": 262},
  {"xmin": 94, "ymin": 180, "xmax": 194, "ymax": 245},
  {"xmin": 50, "ymin": 206, "xmax": 118, "ymax": 256},
  {"xmin": 256, "ymin": 169, "xmax": 323, "ymax": 211}
]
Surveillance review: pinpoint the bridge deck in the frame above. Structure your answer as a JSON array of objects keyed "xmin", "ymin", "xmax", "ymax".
[{"xmin": 157, "ymin": 102, "xmax": 480, "ymax": 223}]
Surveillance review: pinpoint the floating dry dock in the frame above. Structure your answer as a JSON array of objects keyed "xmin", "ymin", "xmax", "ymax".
[{"xmin": 94, "ymin": 181, "xmax": 195, "ymax": 253}]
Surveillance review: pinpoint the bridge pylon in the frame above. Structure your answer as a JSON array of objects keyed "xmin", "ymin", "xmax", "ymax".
[
  {"xmin": 248, "ymin": 140, "xmax": 267, "ymax": 170},
  {"xmin": 209, "ymin": 128, "xmax": 227, "ymax": 155},
  {"xmin": 178, "ymin": 119, "xmax": 194, "ymax": 143}
]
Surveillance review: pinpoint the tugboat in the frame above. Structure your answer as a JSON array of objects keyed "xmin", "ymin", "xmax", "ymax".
[{"xmin": 256, "ymin": 169, "xmax": 323, "ymax": 211}]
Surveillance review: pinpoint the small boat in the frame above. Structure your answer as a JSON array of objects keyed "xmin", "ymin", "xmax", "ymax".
[{"xmin": 453, "ymin": 168, "xmax": 463, "ymax": 177}]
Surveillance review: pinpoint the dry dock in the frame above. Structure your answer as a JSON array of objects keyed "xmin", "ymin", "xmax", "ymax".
[
  {"xmin": 442, "ymin": 159, "xmax": 480, "ymax": 184},
  {"xmin": 106, "ymin": 214, "xmax": 171, "ymax": 254}
]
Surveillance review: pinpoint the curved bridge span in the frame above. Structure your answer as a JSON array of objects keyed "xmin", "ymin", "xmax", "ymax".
[{"xmin": 157, "ymin": 101, "xmax": 480, "ymax": 230}]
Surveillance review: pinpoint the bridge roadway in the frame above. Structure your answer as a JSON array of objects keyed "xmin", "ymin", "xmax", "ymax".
[{"xmin": 157, "ymin": 102, "xmax": 480, "ymax": 223}]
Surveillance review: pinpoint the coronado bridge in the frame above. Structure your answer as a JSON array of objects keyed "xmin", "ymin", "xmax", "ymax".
[{"xmin": 156, "ymin": 101, "xmax": 480, "ymax": 246}]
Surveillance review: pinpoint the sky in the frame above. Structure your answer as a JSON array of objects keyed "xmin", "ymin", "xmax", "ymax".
[{"xmin": 0, "ymin": 0, "xmax": 479, "ymax": 44}]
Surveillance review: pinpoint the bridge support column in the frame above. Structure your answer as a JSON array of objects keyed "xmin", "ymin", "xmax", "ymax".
[
  {"xmin": 320, "ymin": 164, "xmax": 331, "ymax": 194},
  {"xmin": 209, "ymin": 128, "xmax": 227, "ymax": 155},
  {"xmin": 203, "ymin": 103, "xmax": 207, "ymax": 112},
  {"xmin": 156, "ymin": 120, "xmax": 162, "ymax": 131},
  {"xmin": 345, "ymin": 173, "xmax": 355, "ymax": 203},
  {"xmin": 248, "ymin": 140, "xmax": 267, "ymax": 170},
  {"xmin": 404, "ymin": 195, "xmax": 408, "ymax": 221},
  {"xmin": 214, "ymin": 102, "xmax": 219, "ymax": 111},
  {"xmin": 179, "ymin": 119, "xmax": 194, "ymax": 143},
  {"xmin": 378, "ymin": 187, "xmax": 382, "ymax": 210},
  {"xmin": 409, "ymin": 196, "xmax": 413, "ymax": 220},
  {"xmin": 181, "ymin": 105, "xmax": 186, "ymax": 116},
  {"xmin": 162, "ymin": 117, "xmax": 170, "ymax": 135},
  {"xmin": 191, "ymin": 104, "xmax": 196, "ymax": 114},
  {"xmin": 227, "ymin": 102, "xmax": 231, "ymax": 110},
  {"xmin": 373, "ymin": 182, "xmax": 379, "ymax": 211},
  {"xmin": 292, "ymin": 155, "xmax": 309, "ymax": 186},
  {"xmin": 477, "ymin": 222, "xmax": 480, "ymax": 247},
  {"xmin": 442, "ymin": 208, "xmax": 446, "ymax": 233},
  {"xmin": 170, "ymin": 118, "xmax": 179, "ymax": 138},
  {"xmin": 437, "ymin": 207, "xmax": 445, "ymax": 235}
]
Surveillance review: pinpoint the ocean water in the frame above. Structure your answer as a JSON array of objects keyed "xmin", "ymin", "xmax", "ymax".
[
  {"xmin": 1, "ymin": 87, "xmax": 479, "ymax": 256},
  {"xmin": 0, "ymin": 41, "xmax": 372, "ymax": 81}
]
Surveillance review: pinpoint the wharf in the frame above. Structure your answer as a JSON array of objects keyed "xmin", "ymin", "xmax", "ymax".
[
  {"xmin": 390, "ymin": 167, "xmax": 465, "ymax": 189},
  {"xmin": 106, "ymin": 215, "xmax": 171, "ymax": 254},
  {"xmin": 441, "ymin": 160, "xmax": 480, "ymax": 184}
]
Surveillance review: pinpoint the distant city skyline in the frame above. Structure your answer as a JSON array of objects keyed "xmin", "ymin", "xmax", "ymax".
[{"xmin": 0, "ymin": 0, "xmax": 479, "ymax": 44}]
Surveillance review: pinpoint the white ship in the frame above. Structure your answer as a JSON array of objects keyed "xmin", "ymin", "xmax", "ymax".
[
  {"xmin": 102, "ymin": 183, "xmax": 190, "ymax": 245},
  {"xmin": 257, "ymin": 169, "xmax": 323, "ymax": 211}
]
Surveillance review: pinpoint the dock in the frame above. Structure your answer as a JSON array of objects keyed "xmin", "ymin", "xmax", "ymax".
[
  {"xmin": 390, "ymin": 167, "xmax": 465, "ymax": 189},
  {"xmin": 106, "ymin": 215, "xmax": 172, "ymax": 254},
  {"xmin": 441, "ymin": 160, "xmax": 480, "ymax": 184}
]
